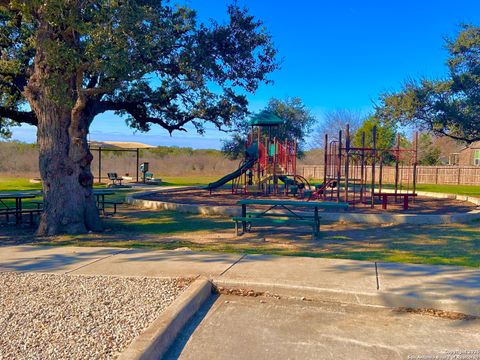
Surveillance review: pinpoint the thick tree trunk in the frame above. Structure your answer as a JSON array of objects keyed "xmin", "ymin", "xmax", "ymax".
[
  {"xmin": 34, "ymin": 104, "xmax": 103, "ymax": 235},
  {"xmin": 18, "ymin": 11, "xmax": 102, "ymax": 235},
  {"xmin": 24, "ymin": 19, "xmax": 103, "ymax": 236}
]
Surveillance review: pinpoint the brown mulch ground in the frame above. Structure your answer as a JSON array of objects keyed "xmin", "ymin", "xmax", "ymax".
[{"xmin": 144, "ymin": 188, "xmax": 478, "ymax": 215}]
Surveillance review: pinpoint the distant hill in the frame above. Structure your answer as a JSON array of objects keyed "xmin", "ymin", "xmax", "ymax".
[{"xmin": 88, "ymin": 141, "xmax": 154, "ymax": 149}]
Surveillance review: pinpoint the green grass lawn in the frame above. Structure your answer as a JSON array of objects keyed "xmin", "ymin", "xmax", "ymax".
[
  {"xmin": 0, "ymin": 176, "xmax": 217, "ymax": 191},
  {"xmin": 0, "ymin": 177, "xmax": 43, "ymax": 191},
  {"xmin": 0, "ymin": 177, "xmax": 113, "ymax": 208},
  {"xmin": 107, "ymin": 212, "xmax": 480, "ymax": 267},
  {"xmin": 160, "ymin": 176, "xmax": 219, "ymax": 186},
  {"xmin": 2, "ymin": 207, "xmax": 476, "ymax": 267},
  {"xmin": 414, "ymin": 184, "xmax": 480, "ymax": 196},
  {"xmin": 1, "ymin": 176, "xmax": 479, "ymax": 267},
  {"xmin": 3, "ymin": 176, "xmax": 479, "ymax": 196}
]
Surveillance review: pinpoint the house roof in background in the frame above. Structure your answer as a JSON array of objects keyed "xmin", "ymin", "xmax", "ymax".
[{"xmin": 459, "ymin": 141, "xmax": 480, "ymax": 152}]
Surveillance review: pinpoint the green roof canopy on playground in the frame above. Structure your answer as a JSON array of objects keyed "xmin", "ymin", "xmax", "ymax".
[{"xmin": 248, "ymin": 111, "xmax": 285, "ymax": 127}]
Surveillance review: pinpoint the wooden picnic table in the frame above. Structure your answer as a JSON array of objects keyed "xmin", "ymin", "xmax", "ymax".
[
  {"xmin": 235, "ymin": 199, "xmax": 349, "ymax": 240},
  {"xmin": 0, "ymin": 193, "xmax": 37, "ymax": 224}
]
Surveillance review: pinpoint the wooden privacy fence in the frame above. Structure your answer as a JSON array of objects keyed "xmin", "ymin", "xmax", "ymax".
[{"xmin": 300, "ymin": 165, "xmax": 480, "ymax": 185}]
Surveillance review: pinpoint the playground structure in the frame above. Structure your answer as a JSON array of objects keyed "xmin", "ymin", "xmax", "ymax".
[
  {"xmin": 206, "ymin": 111, "xmax": 419, "ymax": 210},
  {"xmin": 207, "ymin": 111, "xmax": 310, "ymax": 195},
  {"xmin": 314, "ymin": 124, "xmax": 418, "ymax": 209}
]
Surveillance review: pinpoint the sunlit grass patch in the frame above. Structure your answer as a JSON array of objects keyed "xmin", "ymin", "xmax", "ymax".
[
  {"xmin": 2, "ymin": 189, "xmax": 479, "ymax": 267},
  {"xmin": 159, "ymin": 176, "xmax": 219, "ymax": 186},
  {"xmin": 104, "ymin": 210, "xmax": 232, "ymax": 235}
]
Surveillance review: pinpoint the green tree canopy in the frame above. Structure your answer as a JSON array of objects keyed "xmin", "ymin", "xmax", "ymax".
[
  {"xmin": 0, "ymin": 1, "xmax": 278, "ymax": 136},
  {"xmin": 0, "ymin": 0, "xmax": 278, "ymax": 235},
  {"xmin": 222, "ymin": 97, "xmax": 316, "ymax": 160},
  {"xmin": 352, "ymin": 116, "xmax": 398, "ymax": 150},
  {"xmin": 375, "ymin": 25, "xmax": 480, "ymax": 144},
  {"xmin": 417, "ymin": 132, "xmax": 442, "ymax": 165}
]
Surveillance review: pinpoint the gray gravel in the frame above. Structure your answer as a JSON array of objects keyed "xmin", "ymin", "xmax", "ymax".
[{"xmin": 0, "ymin": 272, "xmax": 190, "ymax": 360}]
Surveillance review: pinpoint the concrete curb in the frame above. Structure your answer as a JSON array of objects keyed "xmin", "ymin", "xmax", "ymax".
[
  {"xmin": 118, "ymin": 278, "xmax": 212, "ymax": 360},
  {"xmin": 212, "ymin": 279, "xmax": 480, "ymax": 316},
  {"xmin": 126, "ymin": 187, "xmax": 480, "ymax": 224}
]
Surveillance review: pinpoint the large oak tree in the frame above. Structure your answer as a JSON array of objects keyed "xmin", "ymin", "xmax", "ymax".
[{"xmin": 0, "ymin": 0, "xmax": 278, "ymax": 235}]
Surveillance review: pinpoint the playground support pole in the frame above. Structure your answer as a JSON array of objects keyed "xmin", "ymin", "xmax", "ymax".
[
  {"xmin": 371, "ymin": 126, "xmax": 377, "ymax": 208},
  {"xmin": 264, "ymin": 133, "xmax": 268, "ymax": 194},
  {"xmin": 98, "ymin": 147, "xmax": 102, "ymax": 184},
  {"xmin": 379, "ymin": 155, "xmax": 383, "ymax": 194},
  {"xmin": 344, "ymin": 125, "xmax": 350, "ymax": 203},
  {"xmin": 360, "ymin": 132, "xmax": 365, "ymax": 204},
  {"xmin": 273, "ymin": 137, "xmax": 277, "ymax": 195},
  {"xmin": 323, "ymin": 134, "xmax": 328, "ymax": 199},
  {"xmin": 136, "ymin": 148, "xmax": 140, "ymax": 183},
  {"xmin": 337, "ymin": 130, "xmax": 342, "ymax": 202},
  {"xmin": 413, "ymin": 131, "xmax": 418, "ymax": 195},
  {"xmin": 293, "ymin": 140, "xmax": 297, "ymax": 175},
  {"xmin": 257, "ymin": 126, "xmax": 261, "ymax": 191},
  {"xmin": 394, "ymin": 133, "xmax": 400, "ymax": 198}
]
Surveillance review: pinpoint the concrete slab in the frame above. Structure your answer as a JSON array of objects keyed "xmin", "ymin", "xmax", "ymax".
[
  {"xmin": 0, "ymin": 245, "xmax": 122, "ymax": 273},
  {"xmin": 168, "ymin": 295, "xmax": 480, "ymax": 360},
  {"xmin": 378, "ymin": 262, "xmax": 480, "ymax": 316},
  {"xmin": 71, "ymin": 249, "xmax": 243, "ymax": 278},
  {"xmin": 216, "ymin": 254, "xmax": 379, "ymax": 305}
]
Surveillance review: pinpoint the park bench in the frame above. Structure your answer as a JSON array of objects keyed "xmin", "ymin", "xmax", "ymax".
[
  {"xmin": 28, "ymin": 198, "xmax": 123, "ymax": 215},
  {"xmin": 374, "ymin": 193, "xmax": 417, "ymax": 210},
  {"xmin": 30, "ymin": 200, "xmax": 44, "ymax": 209},
  {"xmin": 0, "ymin": 193, "xmax": 37, "ymax": 225},
  {"xmin": 1, "ymin": 208, "xmax": 42, "ymax": 226},
  {"xmin": 235, "ymin": 199, "xmax": 348, "ymax": 241},
  {"xmin": 107, "ymin": 172, "xmax": 124, "ymax": 186},
  {"xmin": 102, "ymin": 200, "xmax": 123, "ymax": 215},
  {"xmin": 233, "ymin": 215, "xmax": 318, "ymax": 240},
  {"xmin": 145, "ymin": 172, "xmax": 162, "ymax": 185}
]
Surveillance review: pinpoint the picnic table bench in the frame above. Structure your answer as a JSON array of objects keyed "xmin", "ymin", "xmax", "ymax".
[
  {"xmin": 25, "ymin": 189, "xmax": 122, "ymax": 216},
  {"xmin": 0, "ymin": 193, "xmax": 38, "ymax": 225},
  {"xmin": 375, "ymin": 193, "xmax": 417, "ymax": 210},
  {"xmin": 93, "ymin": 190, "xmax": 123, "ymax": 215},
  {"xmin": 234, "ymin": 199, "xmax": 348, "ymax": 240},
  {"xmin": 107, "ymin": 172, "xmax": 124, "ymax": 186}
]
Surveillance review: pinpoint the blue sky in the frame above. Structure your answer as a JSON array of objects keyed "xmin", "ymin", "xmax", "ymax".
[{"xmin": 10, "ymin": 0, "xmax": 480, "ymax": 148}]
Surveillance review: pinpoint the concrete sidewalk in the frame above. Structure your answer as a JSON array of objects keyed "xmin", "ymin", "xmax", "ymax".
[
  {"xmin": 167, "ymin": 295, "xmax": 480, "ymax": 360},
  {"xmin": 0, "ymin": 245, "xmax": 479, "ymax": 315}
]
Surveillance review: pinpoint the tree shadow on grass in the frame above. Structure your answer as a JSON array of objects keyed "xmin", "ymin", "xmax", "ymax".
[
  {"xmin": 104, "ymin": 209, "xmax": 231, "ymax": 235},
  {"xmin": 1, "ymin": 207, "xmax": 479, "ymax": 267},
  {"xmin": 313, "ymin": 221, "xmax": 480, "ymax": 267}
]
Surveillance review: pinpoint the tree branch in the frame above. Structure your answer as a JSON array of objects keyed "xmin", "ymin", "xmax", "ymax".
[
  {"xmin": 79, "ymin": 87, "xmax": 111, "ymax": 96},
  {"xmin": 94, "ymin": 100, "xmax": 194, "ymax": 133},
  {"xmin": 0, "ymin": 72, "xmax": 28, "ymax": 93},
  {"xmin": 433, "ymin": 128, "xmax": 480, "ymax": 144},
  {"xmin": 0, "ymin": 107, "xmax": 37, "ymax": 126}
]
